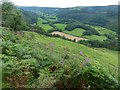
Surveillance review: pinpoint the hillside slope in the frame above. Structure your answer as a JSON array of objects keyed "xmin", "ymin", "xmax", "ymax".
[
  {"xmin": 26, "ymin": 31, "xmax": 118, "ymax": 68},
  {"xmin": 1, "ymin": 27, "xmax": 119, "ymax": 88}
]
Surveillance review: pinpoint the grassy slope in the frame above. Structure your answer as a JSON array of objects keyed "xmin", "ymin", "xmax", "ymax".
[
  {"xmin": 25, "ymin": 31, "xmax": 118, "ymax": 72},
  {"xmin": 2, "ymin": 28, "xmax": 118, "ymax": 88}
]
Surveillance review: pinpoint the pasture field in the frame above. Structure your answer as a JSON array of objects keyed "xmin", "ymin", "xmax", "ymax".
[
  {"xmin": 83, "ymin": 35, "xmax": 107, "ymax": 41},
  {"xmin": 45, "ymin": 15, "xmax": 57, "ymax": 22},
  {"xmin": 40, "ymin": 24, "xmax": 53, "ymax": 32},
  {"xmin": 37, "ymin": 18, "xmax": 47, "ymax": 24},
  {"xmin": 63, "ymin": 28, "xmax": 85, "ymax": 37},
  {"xmin": 54, "ymin": 24, "xmax": 115, "ymax": 42},
  {"xmin": 37, "ymin": 18, "xmax": 53, "ymax": 31},
  {"xmin": 54, "ymin": 23, "xmax": 67, "ymax": 30},
  {"xmin": 91, "ymin": 25, "xmax": 117, "ymax": 36}
]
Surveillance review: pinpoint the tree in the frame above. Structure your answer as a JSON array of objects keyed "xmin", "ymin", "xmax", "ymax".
[{"xmin": 2, "ymin": 2, "xmax": 29, "ymax": 31}]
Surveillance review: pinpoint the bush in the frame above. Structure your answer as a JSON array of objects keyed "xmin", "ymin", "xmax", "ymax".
[
  {"xmin": 2, "ymin": 2, "xmax": 29, "ymax": 31},
  {"xmin": 54, "ymin": 59, "xmax": 118, "ymax": 89}
]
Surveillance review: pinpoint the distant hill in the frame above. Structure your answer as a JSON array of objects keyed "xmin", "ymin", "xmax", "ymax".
[
  {"xmin": 56, "ymin": 5, "xmax": 118, "ymax": 32},
  {"xmin": 19, "ymin": 5, "xmax": 118, "ymax": 32},
  {"xmin": 19, "ymin": 6, "xmax": 63, "ymax": 14},
  {"xmin": 21, "ymin": 10, "xmax": 38, "ymax": 24}
]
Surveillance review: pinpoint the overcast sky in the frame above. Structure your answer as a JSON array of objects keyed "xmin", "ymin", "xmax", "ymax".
[{"xmin": 10, "ymin": 0, "xmax": 119, "ymax": 8}]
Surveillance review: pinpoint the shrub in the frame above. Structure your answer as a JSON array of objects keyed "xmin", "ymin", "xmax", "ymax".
[{"xmin": 54, "ymin": 60, "xmax": 118, "ymax": 89}]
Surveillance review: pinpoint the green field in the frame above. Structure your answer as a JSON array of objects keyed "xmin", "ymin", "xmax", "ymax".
[
  {"xmin": 55, "ymin": 23, "xmax": 67, "ymax": 30},
  {"xmin": 45, "ymin": 15, "xmax": 57, "ymax": 22},
  {"xmin": 54, "ymin": 24, "xmax": 114, "ymax": 41},
  {"xmin": 47, "ymin": 18, "xmax": 57, "ymax": 22},
  {"xmin": 37, "ymin": 18, "xmax": 47, "ymax": 24},
  {"xmin": 91, "ymin": 26, "xmax": 117, "ymax": 36},
  {"xmin": 45, "ymin": 15, "xmax": 57, "ymax": 19},
  {"xmin": 40, "ymin": 24, "xmax": 53, "ymax": 31},
  {"xmin": 62, "ymin": 27, "xmax": 108, "ymax": 41},
  {"xmin": 83, "ymin": 35, "xmax": 107, "ymax": 41},
  {"xmin": 63, "ymin": 28, "xmax": 85, "ymax": 37},
  {"xmin": 37, "ymin": 18, "xmax": 53, "ymax": 31}
]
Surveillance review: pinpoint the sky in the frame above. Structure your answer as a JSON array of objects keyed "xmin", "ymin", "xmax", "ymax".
[{"xmin": 10, "ymin": 0, "xmax": 119, "ymax": 8}]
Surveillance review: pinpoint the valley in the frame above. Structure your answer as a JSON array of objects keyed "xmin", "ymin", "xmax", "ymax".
[{"xmin": 1, "ymin": 2, "xmax": 119, "ymax": 89}]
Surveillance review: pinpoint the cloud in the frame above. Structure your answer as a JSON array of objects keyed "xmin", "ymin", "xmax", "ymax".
[{"xmin": 10, "ymin": 0, "xmax": 119, "ymax": 8}]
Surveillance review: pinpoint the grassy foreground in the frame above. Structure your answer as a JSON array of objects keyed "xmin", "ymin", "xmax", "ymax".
[{"xmin": 1, "ymin": 27, "xmax": 119, "ymax": 89}]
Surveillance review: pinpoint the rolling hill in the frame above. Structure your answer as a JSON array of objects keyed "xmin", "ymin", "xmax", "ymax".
[{"xmin": 19, "ymin": 5, "xmax": 118, "ymax": 32}]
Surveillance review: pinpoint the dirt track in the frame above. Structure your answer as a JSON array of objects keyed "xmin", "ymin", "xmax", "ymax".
[{"xmin": 51, "ymin": 31, "xmax": 88, "ymax": 42}]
